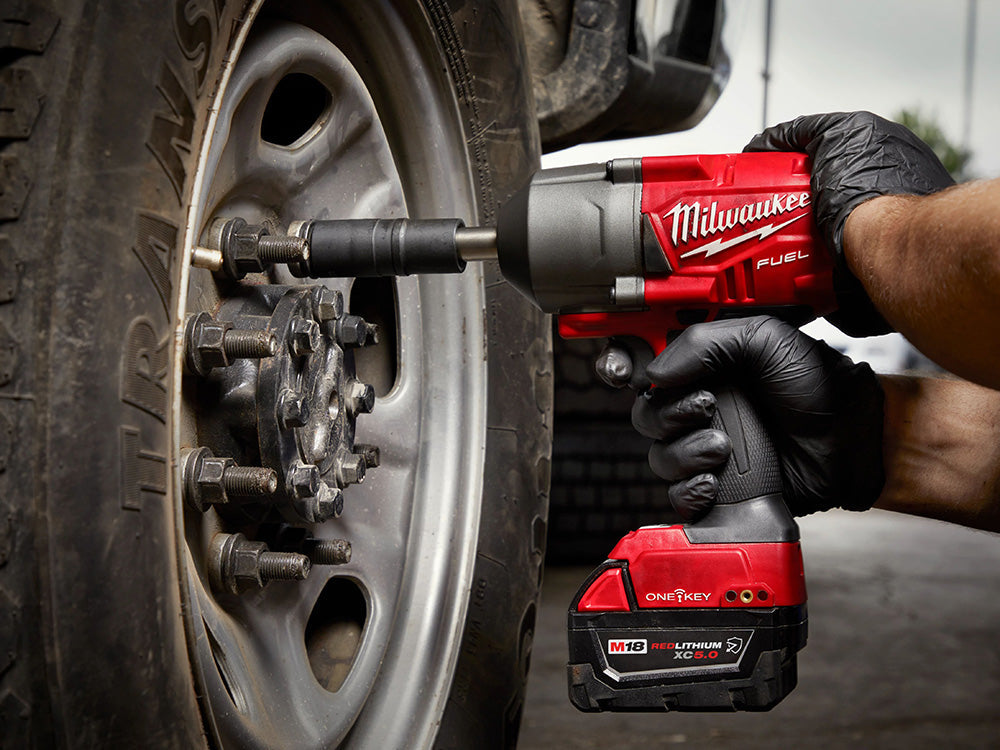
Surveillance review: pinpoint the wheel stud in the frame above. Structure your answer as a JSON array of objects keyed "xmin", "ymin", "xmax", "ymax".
[
  {"xmin": 257, "ymin": 234, "xmax": 309, "ymax": 265},
  {"xmin": 182, "ymin": 447, "xmax": 277, "ymax": 512},
  {"xmin": 191, "ymin": 246, "xmax": 223, "ymax": 271},
  {"xmin": 209, "ymin": 532, "xmax": 310, "ymax": 595},
  {"xmin": 258, "ymin": 549, "xmax": 311, "ymax": 581},
  {"xmin": 223, "ymin": 328, "xmax": 278, "ymax": 359},
  {"xmin": 185, "ymin": 311, "xmax": 277, "ymax": 376},
  {"xmin": 304, "ymin": 538, "xmax": 352, "ymax": 565},
  {"xmin": 224, "ymin": 465, "xmax": 279, "ymax": 496}
]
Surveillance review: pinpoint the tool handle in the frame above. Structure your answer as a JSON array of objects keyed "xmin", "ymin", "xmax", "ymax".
[
  {"xmin": 686, "ymin": 385, "xmax": 797, "ymax": 543},
  {"xmin": 710, "ymin": 386, "xmax": 782, "ymax": 504}
]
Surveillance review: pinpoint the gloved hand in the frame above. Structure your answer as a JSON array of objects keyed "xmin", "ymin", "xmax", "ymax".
[
  {"xmin": 745, "ymin": 111, "xmax": 955, "ymax": 336},
  {"xmin": 631, "ymin": 316, "xmax": 885, "ymax": 519}
]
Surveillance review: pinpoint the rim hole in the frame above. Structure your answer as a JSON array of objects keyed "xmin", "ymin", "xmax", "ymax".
[
  {"xmin": 350, "ymin": 278, "xmax": 398, "ymax": 396},
  {"xmin": 261, "ymin": 73, "xmax": 331, "ymax": 147},
  {"xmin": 305, "ymin": 577, "xmax": 367, "ymax": 692}
]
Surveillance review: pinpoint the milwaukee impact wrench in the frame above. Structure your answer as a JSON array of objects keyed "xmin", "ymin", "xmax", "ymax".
[{"xmin": 203, "ymin": 151, "xmax": 835, "ymax": 711}]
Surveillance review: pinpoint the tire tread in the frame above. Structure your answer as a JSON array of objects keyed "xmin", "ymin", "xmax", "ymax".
[{"xmin": 0, "ymin": 2, "xmax": 58, "ymax": 745}]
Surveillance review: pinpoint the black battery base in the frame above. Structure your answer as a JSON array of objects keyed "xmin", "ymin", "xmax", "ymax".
[{"xmin": 567, "ymin": 605, "xmax": 807, "ymax": 712}]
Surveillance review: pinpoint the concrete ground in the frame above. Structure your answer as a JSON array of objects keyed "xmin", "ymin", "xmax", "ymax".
[{"xmin": 520, "ymin": 510, "xmax": 1000, "ymax": 749}]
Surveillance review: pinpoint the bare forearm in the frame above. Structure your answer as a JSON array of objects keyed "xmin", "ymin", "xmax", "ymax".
[
  {"xmin": 874, "ymin": 374, "xmax": 1000, "ymax": 531},
  {"xmin": 843, "ymin": 179, "xmax": 1000, "ymax": 389}
]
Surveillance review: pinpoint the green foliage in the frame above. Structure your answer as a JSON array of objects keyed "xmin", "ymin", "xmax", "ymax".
[{"xmin": 895, "ymin": 109, "xmax": 973, "ymax": 182}]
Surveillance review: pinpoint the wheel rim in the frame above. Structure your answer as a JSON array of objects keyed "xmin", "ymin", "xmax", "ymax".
[{"xmin": 173, "ymin": 6, "xmax": 488, "ymax": 748}]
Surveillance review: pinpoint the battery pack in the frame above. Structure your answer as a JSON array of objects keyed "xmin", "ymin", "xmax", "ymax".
[{"xmin": 567, "ymin": 524, "xmax": 808, "ymax": 712}]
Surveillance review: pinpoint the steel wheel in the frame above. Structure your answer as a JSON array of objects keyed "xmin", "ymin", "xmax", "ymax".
[{"xmin": 177, "ymin": 5, "xmax": 488, "ymax": 747}]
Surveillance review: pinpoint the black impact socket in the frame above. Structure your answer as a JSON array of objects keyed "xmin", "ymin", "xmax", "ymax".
[{"xmin": 294, "ymin": 219, "xmax": 467, "ymax": 278}]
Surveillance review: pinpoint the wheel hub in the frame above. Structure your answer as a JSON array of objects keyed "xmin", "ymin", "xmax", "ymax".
[{"xmin": 182, "ymin": 283, "xmax": 380, "ymax": 559}]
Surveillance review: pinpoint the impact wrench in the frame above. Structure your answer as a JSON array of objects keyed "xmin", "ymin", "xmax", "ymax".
[{"xmin": 202, "ymin": 152, "xmax": 834, "ymax": 712}]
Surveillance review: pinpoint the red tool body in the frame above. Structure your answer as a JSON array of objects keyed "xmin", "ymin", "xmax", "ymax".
[{"xmin": 556, "ymin": 153, "xmax": 836, "ymax": 353}]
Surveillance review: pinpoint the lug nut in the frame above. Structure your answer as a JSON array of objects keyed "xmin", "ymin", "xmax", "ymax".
[
  {"xmin": 336, "ymin": 453, "xmax": 366, "ymax": 487},
  {"xmin": 312, "ymin": 286, "xmax": 344, "ymax": 323},
  {"xmin": 304, "ymin": 538, "xmax": 352, "ymax": 565},
  {"xmin": 289, "ymin": 317, "xmax": 321, "ymax": 357},
  {"xmin": 337, "ymin": 315, "xmax": 380, "ymax": 348},
  {"xmin": 347, "ymin": 380, "xmax": 375, "ymax": 416},
  {"xmin": 209, "ymin": 532, "xmax": 310, "ymax": 595},
  {"xmin": 185, "ymin": 312, "xmax": 277, "ymax": 376},
  {"xmin": 287, "ymin": 461, "xmax": 321, "ymax": 499},
  {"xmin": 355, "ymin": 443, "xmax": 381, "ymax": 469},
  {"xmin": 312, "ymin": 483, "xmax": 344, "ymax": 522},
  {"xmin": 216, "ymin": 218, "xmax": 309, "ymax": 279},
  {"xmin": 182, "ymin": 447, "xmax": 278, "ymax": 512},
  {"xmin": 278, "ymin": 389, "xmax": 311, "ymax": 429}
]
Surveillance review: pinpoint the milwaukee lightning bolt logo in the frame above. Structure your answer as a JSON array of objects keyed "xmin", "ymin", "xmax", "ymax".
[{"xmin": 661, "ymin": 193, "xmax": 811, "ymax": 259}]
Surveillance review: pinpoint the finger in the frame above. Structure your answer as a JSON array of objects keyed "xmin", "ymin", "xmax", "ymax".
[
  {"xmin": 744, "ymin": 122, "xmax": 799, "ymax": 152},
  {"xmin": 668, "ymin": 474, "xmax": 718, "ymax": 522},
  {"xmin": 743, "ymin": 113, "xmax": 837, "ymax": 153},
  {"xmin": 632, "ymin": 389, "xmax": 717, "ymax": 441},
  {"xmin": 594, "ymin": 343, "xmax": 633, "ymax": 389},
  {"xmin": 608, "ymin": 336, "xmax": 654, "ymax": 391},
  {"xmin": 647, "ymin": 429, "xmax": 731, "ymax": 482}
]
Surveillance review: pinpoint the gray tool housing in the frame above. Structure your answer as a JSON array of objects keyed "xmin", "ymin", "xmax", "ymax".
[{"xmin": 497, "ymin": 158, "xmax": 646, "ymax": 313}]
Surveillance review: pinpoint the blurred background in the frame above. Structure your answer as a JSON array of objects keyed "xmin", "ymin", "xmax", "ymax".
[
  {"xmin": 526, "ymin": 2, "xmax": 1000, "ymax": 747},
  {"xmin": 545, "ymin": 0, "xmax": 995, "ymax": 172}
]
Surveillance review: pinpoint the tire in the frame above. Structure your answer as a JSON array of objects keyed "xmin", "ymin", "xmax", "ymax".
[{"xmin": 0, "ymin": 1, "xmax": 550, "ymax": 748}]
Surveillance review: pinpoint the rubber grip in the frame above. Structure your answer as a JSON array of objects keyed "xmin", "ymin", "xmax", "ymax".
[{"xmin": 709, "ymin": 386, "xmax": 783, "ymax": 505}]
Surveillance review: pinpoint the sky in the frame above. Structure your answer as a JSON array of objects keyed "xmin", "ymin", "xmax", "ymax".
[{"xmin": 544, "ymin": 0, "xmax": 999, "ymax": 177}]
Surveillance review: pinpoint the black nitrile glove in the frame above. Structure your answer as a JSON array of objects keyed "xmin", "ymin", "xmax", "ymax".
[
  {"xmin": 745, "ymin": 111, "xmax": 955, "ymax": 336},
  {"xmin": 632, "ymin": 316, "xmax": 885, "ymax": 519}
]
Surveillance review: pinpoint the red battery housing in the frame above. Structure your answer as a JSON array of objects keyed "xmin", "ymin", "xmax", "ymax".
[
  {"xmin": 576, "ymin": 526, "xmax": 806, "ymax": 613},
  {"xmin": 567, "ymin": 525, "xmax": 808, "ymax": 712}
]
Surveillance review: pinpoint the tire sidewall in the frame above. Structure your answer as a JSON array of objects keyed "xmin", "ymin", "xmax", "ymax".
[{"xmin": 36, "ymin": 1, "xmax": 250, "ymax": 746}]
